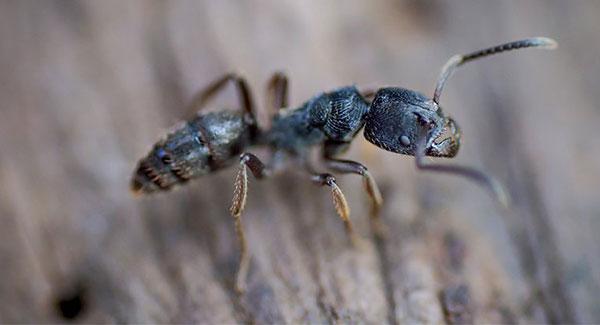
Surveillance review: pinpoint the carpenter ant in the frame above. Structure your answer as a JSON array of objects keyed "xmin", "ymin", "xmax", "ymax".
[{"xmin": 131, "ymin": 37, "xmax": 557, "ymax": 293}]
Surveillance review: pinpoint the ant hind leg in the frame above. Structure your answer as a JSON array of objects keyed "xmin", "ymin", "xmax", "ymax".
[
  {"xmin": 266, "ymin": 72, "xmax": 289, "ymax": 113},
  {"xmin": 186, "ymin": 73, "xmax": 258, "ymax": 127}
]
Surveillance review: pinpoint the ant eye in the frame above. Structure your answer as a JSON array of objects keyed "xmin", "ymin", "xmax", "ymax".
[{"xmin": 400, "ymin": 135, "xmax": 411, "ymax": 146}]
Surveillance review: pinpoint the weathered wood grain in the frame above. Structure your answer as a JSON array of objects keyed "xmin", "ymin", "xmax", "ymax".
[{"xmin": 1, "ymin": 0, "xmax": 599, "ymax": 323}]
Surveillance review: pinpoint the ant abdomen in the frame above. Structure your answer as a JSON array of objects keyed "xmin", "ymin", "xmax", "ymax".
[{"xmin": 131, "ymin": 111, "xmax": 252, "ymax": 194}]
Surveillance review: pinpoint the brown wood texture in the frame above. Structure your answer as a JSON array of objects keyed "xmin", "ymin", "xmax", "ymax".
[{"xmin": 1, "ymin": 1, "xmax": 599, "ymax": 323}]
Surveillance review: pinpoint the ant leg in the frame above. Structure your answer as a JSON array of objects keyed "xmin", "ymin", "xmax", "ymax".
[
  {"xmin": 266, "ymin": 72, "xmax": 288, "ymax": 112},
  {"xmin": 186, "ymin": 73, "xmax": 257, "ymax": 125},
  {"xmin": 302, "ymin": 158, "xmax": 361, "ymax": 245},
  {"xmin": 322, "ymin": 141, "xmax": 385, "ymax": 237},
  {"xmin": 310, "ymin": 173, "xmax": 356, "ymax": 237},
  {"xmin": 229, "ymin": 152, "xmax": 272, "ymax": 293},
  {"xmin": 414, "ymin": 122, "xmax": 510, "ymax": 207}
]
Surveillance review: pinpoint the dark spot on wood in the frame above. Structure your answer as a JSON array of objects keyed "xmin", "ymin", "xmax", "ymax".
[{"xmin": 54, "ymin": 284, "xmax": 87, "ymax": 321}]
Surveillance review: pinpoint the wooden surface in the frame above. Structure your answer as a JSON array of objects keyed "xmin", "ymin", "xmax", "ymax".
[{"xmin": 1, "ymin": 1, "xmax": 599, "ymax": 323}]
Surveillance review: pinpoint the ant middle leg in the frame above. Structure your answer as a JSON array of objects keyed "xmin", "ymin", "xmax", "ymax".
[
  {"xmin": 301, "ymin": 157, "xmax": 364, "ymax": 246},
  {"xmin": 229, "ymin": 152, "xmax": 275, "ymax": 293},
  {"xmin": 310, "ymin": 172, "xmax": 353, "ymax": 234},
  {"xmin": 322, "ymin": 141, "xmax": 385, "ymax": 237}
]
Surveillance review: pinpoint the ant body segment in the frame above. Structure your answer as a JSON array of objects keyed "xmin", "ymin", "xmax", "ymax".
[{"xmin": 132, "ymin": 37, "xmax": 557, "ymax": 293}]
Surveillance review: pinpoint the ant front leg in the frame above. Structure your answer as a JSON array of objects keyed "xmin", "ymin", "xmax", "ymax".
[
  {"xmin": 414, "ymin": 119, "xmax": 509, "ymax": 207},
  {"xmin": 322, "ymin": 141, "xmax": 385, "ymax": 238},
  {"xmin": 229, "ymin": 152, "xmax": 272, "ymax": 294}
]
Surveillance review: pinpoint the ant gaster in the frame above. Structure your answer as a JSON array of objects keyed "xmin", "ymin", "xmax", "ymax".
[{"xmin": 132, "ymin": 37, "xmax": 557, "ymax": 293}]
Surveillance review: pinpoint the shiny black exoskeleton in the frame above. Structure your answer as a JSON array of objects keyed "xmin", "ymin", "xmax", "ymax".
[
  {"xmin": 132, "ymin": 111, "xmax": 255, "ymax": 192},
  {"xmin": 265, "ymin": 86, "xmax": 369, "ymax": 153},
  {"xmin": 131, "ymin": 38, "xmax": 557, "ymax": 293},
  {"xmin": 132, "ymin": 74, "xmax": 258, "ymax": 193}
]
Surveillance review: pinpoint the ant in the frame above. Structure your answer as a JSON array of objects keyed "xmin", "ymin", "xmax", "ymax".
[{"xmin": 131, "ymin": 37, "xmax": 557, "ymax": 293}]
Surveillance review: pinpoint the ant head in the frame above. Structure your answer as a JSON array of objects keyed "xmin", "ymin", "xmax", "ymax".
[
  {"xmin": 363, "ymin": 37, "xmax": 556, "ymax": 206},
  {"xmin": 364, "ymin": 38, "xmax": 557, "ymax": 159},
  {"xmin": 364, "ymin": 87, "xmax": 460, "ymax": 157}
]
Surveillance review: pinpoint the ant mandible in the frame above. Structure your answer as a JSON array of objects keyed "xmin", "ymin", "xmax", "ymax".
[{"xmin": 132, "ymin": 37, "xmax": 557, "ymax": 293}]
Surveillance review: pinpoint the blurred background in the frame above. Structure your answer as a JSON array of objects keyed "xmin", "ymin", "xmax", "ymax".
[{"xmin": 1, "ymin": 1, "xmax": 599, "ymax": 323}]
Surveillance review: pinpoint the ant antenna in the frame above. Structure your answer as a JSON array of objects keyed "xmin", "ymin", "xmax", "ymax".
[
  {"xmin": 433, "ymin": 37, "xmax": 557, "ymax": 105},
  {"xmin": 415, "ymin": 124, "xmax": 509, "ymax": 206}
]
